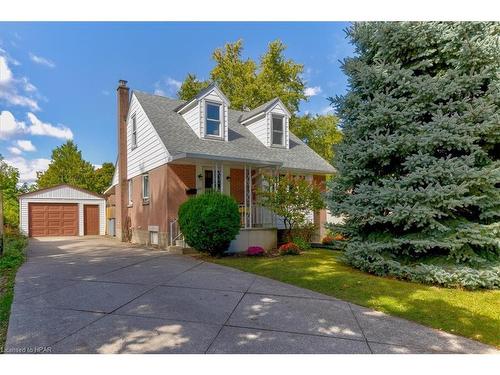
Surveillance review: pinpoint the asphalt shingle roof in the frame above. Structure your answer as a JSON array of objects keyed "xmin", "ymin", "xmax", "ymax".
[{"xmin": 134, "ymin": 91, "xmax": 336, "ymax": 174}]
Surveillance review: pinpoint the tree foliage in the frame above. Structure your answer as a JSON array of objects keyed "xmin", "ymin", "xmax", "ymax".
[
  {"xmin": 258, "ymin": 173, "xmax": 325, "ymax": 238},
  {"xmin": 0, "ymin": 155, "xmax": 21, "ymax": 227},
  {"xmin": 290, "ymin": 114, "xmax": 343, "ymax": 162},
  {"xmin": 178, "ymin": 39, "xmax": 306, "ymax": 113},
  {"xmin": 327, "ymin": 22, "xmax": 500, "ymax": 279},
  {"xmin": 36, "ymin": 141, "xmax": 114, "ymax": 194}
]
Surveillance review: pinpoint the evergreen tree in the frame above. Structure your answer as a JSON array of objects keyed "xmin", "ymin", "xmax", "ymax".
[
  {"xmin": 93, "ymin": 162, "xmax": 115, "ymax": 194},
  {"xmin": 328, "ymin": 22, "xmax": 500, "ymax": 275}
]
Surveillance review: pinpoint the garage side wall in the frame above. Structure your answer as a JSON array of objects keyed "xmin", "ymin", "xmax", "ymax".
[{"xmin": 19, "ymin": 186, "xmax": 106, "ymax": 236}]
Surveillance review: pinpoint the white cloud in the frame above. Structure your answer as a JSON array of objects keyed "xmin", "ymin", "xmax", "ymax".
[
  {"xmin": 0, "ymin": 110, "xmax": 26, "ymax": 139},
  {"xmin": 304, "ymin": 86, "xmax": 322, "ymax": 97},
  {"xmin": 320, "ymin": 105, "xmax": 334, "ymax": 115},
  {"xmin": 16, "ymin": 139, "xmax": 36, "ymax": 152},
  {"xmin": 0, "ymin": 54, "xmax": 40, "ymax": 111},
  {"xmin": 26, "ymin": 112, "xmax": 73, "ymax": 140},
  {"xmin": 154, "ymin": 76, "xmax": 182, "ymax": 97},
  {"xmin": 0, "ymin": 110, "xmax": 73, "ymax": 140},
  {"xmin": 29, "ymin": 53, "xmax": 55, "ymax": 68},
  {"xmin": 93, "ymin": 164, "xmax": 102, "ymax": 170},
  {"xmin": 8, "ymin": 147, "xmax": 22, "ymax": 155},
  {"xmin": 4, "ymin": 156, "xmax": 51, "ymax": 183},
  {"xmin": 0, "ymin": 55, "xmax": 13, "ymax": 84}
]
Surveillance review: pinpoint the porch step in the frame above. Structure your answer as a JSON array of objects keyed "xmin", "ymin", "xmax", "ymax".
[{"xmin": 166, "ymin": 245, "xmax": 198, "ymax": 255}]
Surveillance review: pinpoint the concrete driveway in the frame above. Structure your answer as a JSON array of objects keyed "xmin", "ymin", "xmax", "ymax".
[{"xmin": 5, "ymin": 237, "xmax": 497, "ymax": 354}]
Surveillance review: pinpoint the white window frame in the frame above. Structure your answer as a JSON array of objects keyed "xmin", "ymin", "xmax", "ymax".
[
  {"xmin": 205, "ymin": 101, "xmax": 223, "ymax": 139},
  {"xmin": 131, "ymin": 113, "xmax": 138, "ymax": 149},
  {"xmin": 271, "ymin": 115, "xmax": 285, "ymax": 147},
  {"xmin": 128, "ymin": 179, "xmax": 133, "ymax": 206},
  {"xmin": 142, "ymin": 174, "xmax": 149, "ymax": 201}
]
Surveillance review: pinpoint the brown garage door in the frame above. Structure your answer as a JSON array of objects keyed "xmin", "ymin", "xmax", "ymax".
[
  {"xmin": 84, "ymin": 204, "xmax": 99, "ymax": 235},
  {"xmin": 29, "ymin": 203, "xmax": 78, "ymax": 237}
]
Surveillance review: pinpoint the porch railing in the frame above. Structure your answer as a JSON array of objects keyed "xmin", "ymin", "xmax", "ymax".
[
  {"xmin": 169, "ymin": 218, "xmax": 184, "ymax": 247},
  {"xmin": 239, "ymin": 204, "xmax": 276, "ymax": 229}
]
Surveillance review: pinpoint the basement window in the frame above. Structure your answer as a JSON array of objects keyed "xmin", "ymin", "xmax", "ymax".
[{"xmin": 149, "ymin": 231, "xmax": 159, "ymax": 246}]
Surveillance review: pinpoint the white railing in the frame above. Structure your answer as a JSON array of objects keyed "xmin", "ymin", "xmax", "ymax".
[
  {"xmin": 239, "ymin": 204, "xmax": 276, "ymax": 229},
  {"xmin": 169, "ymin": 218, "xmax": 184, "ymax": 247}
]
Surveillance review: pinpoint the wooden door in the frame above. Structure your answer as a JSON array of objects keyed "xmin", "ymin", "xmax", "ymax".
[{"xmin": 84, "ymin": 204, "xmax": 99, "ymax": 235}]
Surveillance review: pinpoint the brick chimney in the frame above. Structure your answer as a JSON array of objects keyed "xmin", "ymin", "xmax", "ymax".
[{"xmin": 116, "ymin": 79, "xmax": 130, "ymax": 241}]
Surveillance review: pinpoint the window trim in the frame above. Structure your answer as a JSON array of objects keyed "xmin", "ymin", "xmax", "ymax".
[
  {"xmin": 271, "ymin": 114, "xmax": 285, "ymax": 147},
  {"xmin": 127, "ymin": 179, "xmax": 133, "ymax": 206},
  {"xmin": 131, "ymin": 113, "xmax": 138, "ymax": 149},
  {"xmin": 142, "ymin": 173, "xmax": 150, "ymax": 203},
  {"xmin": 204, "ymin": 101, "xmax": 223, "ymax": 139}
]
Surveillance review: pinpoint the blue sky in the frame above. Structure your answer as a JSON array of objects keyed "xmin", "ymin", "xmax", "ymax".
[{"xmin": 0, "ymin": 22, "xmax": 354, "ymax": 183}]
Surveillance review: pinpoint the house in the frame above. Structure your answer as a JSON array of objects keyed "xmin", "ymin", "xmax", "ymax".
[{"xmin": 104, "ymin": 80, "xmax": 335, "ymax": 251}]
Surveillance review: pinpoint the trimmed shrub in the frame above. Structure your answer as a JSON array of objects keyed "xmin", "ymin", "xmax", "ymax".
[
  {"xmin": 247, "ymin": 246, "xmax": 265, "ymax": 256},
  {"xmin": 290, "ymin": 222, "xmax": 317, "ymax": 243},
  {"xmin": 292, "ymin": 237, "xmax": 311, "ymax": 251},
  {"xmin": 279, "ymin": 242, "xmax": 301, "ymax": 256},
  {"xmin": 178, "ymin": 192, "xmax": 240, "ymax": 257},
  {"xmin": 322, "ymin": 235, "xmax": 335, "ymax": 245}
]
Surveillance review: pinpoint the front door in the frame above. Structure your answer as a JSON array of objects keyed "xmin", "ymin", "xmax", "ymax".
[{"xmin": 203, "ymin": 169, "xmax": 214, "ymax": 193}]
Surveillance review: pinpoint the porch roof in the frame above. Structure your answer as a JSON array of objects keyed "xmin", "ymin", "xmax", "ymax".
[{"xmin": 134, "ymin": 91, "xmax": 336, "ymax": 175}]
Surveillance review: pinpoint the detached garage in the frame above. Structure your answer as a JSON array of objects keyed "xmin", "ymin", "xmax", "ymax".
[{"xmin": 19, "ymin": 184, "xmax": 106, "ymax": 237}]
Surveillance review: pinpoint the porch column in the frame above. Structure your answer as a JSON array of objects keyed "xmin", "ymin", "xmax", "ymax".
[{"xmin": 244, "ymin": 164, "xmax": 253, "ymax": 229}]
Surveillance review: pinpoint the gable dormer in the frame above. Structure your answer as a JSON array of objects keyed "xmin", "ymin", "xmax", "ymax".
[
  {"xmin": 240, "ymin": 98, "xmax": 291, "ymax": 149},
  {"xmin": 176, "ymin": 83, "xmax": 230, "ymax": 141}
]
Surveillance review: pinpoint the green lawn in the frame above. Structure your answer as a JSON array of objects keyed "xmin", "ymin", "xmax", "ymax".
[
  {"xmin": 0, "ymin": 233, "xmax": 27, "ymax": 353},
  {"xmin": 208, "ymin": 249, "xmax": 500, "ymax": 348}
]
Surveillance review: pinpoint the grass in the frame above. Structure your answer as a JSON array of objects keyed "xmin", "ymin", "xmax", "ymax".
[
  {"xmin": 207, "ymin": 249, "xmax": 500, "ymax": 348},
  {"xmin": 0, "ymin": 232, "xmax": 27, "ymax": 353}
]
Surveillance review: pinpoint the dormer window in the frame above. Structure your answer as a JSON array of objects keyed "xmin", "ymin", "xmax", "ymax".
[
  {"xmin": 271, "ymin": 115, "xmax": 284, "ymax": 146},
  {"xmin": 205, "ymin": 102, "xmax": 222, "ymax": 138}
]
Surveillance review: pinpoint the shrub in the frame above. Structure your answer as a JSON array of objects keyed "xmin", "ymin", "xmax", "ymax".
[
  {"xmin": 292, "ymin": 237, "xmax": 311, "ymax": 251},
  {"xmin": 290, "ymin": 222, "xmax": 317, "ymax": 243},
  {"xmin": 178, "ymin": 192, "xmax": 240, "ymax": 257},
  {"xmin": 343, "ymin": 243, "xmax": 500, "ymax": 290},
  {"xmin": 247, "ymin": 246, "xmax": 265, "ymax": 256},
  {"xmin": 322, "ymin": 235, "xmax": 335, "ymax": 245},
  {"xmin": 279, "ymin": 242, "xmax": 301, "ymax": 256}
]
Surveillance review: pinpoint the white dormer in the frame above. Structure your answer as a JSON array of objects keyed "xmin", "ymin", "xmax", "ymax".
[
  {"xmin": 176, "ymin": 83, "xmax": 230, "ymax": 141},
  {"xmin": 240, "ymin": 98, "xmax": 291, "ymax": 149}
]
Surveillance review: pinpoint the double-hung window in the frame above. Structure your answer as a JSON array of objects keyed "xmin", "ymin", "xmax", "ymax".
[
  {"xmin": 131, "ymin": 114, "xmax": 138, "ymax": 149},
  {"xmin": 142, "ymin": 174, "xmax": 149, "ymax": 202},
  {"xmin": 205, "ymin": 102, "xmax": 222, "ymax": 138},
  {"xmin": 272, "ymin": 115, "xmax": 284, "ymax": 146}
]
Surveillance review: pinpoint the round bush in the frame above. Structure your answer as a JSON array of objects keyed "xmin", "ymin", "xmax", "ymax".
[
  {"xmin": 247, "ymin": 246, "xmax": 265, "ymax": 256},
  {"xmin": 178, "ymin": 192, "xmax": 240, "ymax": 257},
  {"xmin": 279, "ymin": 242, "xmax": 301, "ymax": 256}
]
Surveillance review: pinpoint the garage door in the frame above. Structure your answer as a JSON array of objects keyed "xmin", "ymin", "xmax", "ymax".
[{"xmin": 28, "ymin": 203, "xmax": 78, "ymax": 237}]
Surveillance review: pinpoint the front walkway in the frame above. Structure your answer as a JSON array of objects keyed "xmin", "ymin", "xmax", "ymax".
[{"xmin": 5, "ymin": 237, "xmax": 497, "ymax": 354}]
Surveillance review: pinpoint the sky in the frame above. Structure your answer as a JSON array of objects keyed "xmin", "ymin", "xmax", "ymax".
[{"xmin": 0, "ymin": 22, "xmax": 354, "ymax": 183}]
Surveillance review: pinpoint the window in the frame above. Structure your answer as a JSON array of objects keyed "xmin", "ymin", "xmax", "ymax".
[
  {"xmin": 204, "ymin": 170, "xmax": 213, "ymax": 192},
  {"xmin": 128, "ymin": 179, "xmax": 133, "ymax": 206},
  {"xmin": 131, "ymin": 114, "xmax": 137, "ymax": 149},
  {"xmin": 142, "ymin": 174, "xmax": 149, "ymax": 201},
  {"xmin": 272, "ymin": 115, "xmax": 284, "ymax": 146},
  {"xmin": 205, "ymin": 102, "xmax": 221, "ymax": 137}
]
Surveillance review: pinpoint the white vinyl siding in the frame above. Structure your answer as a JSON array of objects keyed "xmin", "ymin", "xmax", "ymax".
[
  {"xmin": 127, "ymin": 93, "xmax": 170, "ymax": 179},
  {"xmin": 19, "ymin": 185, "xmax": 106, "ymax": 236},
  {"xmin": 181, "ymin": 101, "xmax": 201, "ymax": 136},
  {"xmin": 246, "ymin": 113, "xmax": 268, "ymax": 146}
]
